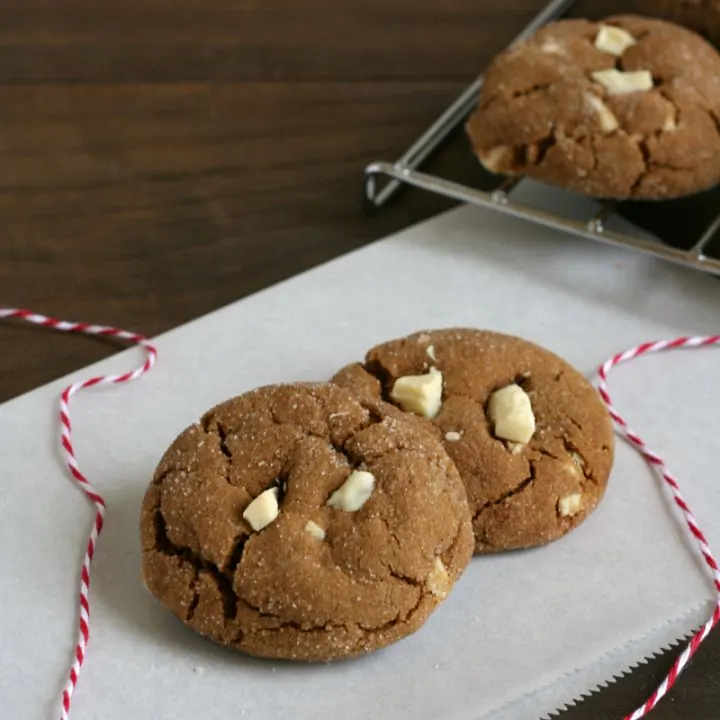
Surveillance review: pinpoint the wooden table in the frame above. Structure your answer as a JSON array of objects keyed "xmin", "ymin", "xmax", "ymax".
[{"xmin": 1, "ymin": 1, "xmax": 717, "ymax": 716}]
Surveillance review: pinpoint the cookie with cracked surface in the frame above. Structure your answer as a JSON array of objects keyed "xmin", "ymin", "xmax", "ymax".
[
  {"xmin": 635, "ymin": 0, "xmax": 720, "ymax": 44},
  {"xmin": 331, "ymin": 329, "xmax": 615, "ymax": 554},
  {"xmin": 465, "ymin": 15, "xmax": 720, "ymax": 200},
  {"xmin": 140, "ymin": 382, "xmax": 474, "ymax": 662}
]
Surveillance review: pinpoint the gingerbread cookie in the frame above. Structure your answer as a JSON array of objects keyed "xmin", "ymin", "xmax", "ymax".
[
  {"xmin": 331, "ymin": 329, "xmax": 615, "ymax": 554},
  {"xmin": 465, "ymin": 15, "xmax": 720, "ymax": 200},
  {"xmin": 636, "ymin": 0, "xmax": 720, "ymax": 44},
  {"xmin": 140, "ymin": 382, "xmax": 473, "ymax": 661}
]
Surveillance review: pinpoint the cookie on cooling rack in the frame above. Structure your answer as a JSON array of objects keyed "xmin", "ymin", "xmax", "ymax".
[
  {"xmin": 465, "ymin": 15, "xmax": 720, "ymax": 200},
  {"xmin": 140, "ymin": 382, "xmax": 473, "ymax": 661},
  {"xmin": 331, "ymin": 329, "xmax": 615, "ymax": 555},
  {"xmin": 635, "ymin": 0, "xmax": 720, "ymax": 44}
]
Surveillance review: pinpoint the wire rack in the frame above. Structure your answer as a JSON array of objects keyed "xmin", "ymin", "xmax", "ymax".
[{"xmin": 363, "ymin": 0, "xmax": 720, "ymax": 277}]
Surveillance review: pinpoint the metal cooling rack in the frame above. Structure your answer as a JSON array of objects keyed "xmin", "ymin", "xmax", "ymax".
[{"xmin": 363, "ymin": 0, "xmax": 720, "ymax": 276}]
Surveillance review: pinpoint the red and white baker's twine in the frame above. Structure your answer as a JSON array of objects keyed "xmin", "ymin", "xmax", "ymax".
[
  {"xmin": 596, "ymin": 335, "xmax": 720, "ymax": 720},
  {"xmin": 0, "ymin": 308, "xmax": 157, "ymax": 720},
  {"xmin": 2, "ymin": 308, "xmax": 719, "ymax": 719}
]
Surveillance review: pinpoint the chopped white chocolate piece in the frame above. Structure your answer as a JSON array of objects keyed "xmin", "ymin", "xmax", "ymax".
[
  {"xmin": 478, "ymin": 145, "xmax": 514, "ymax": 173},
  {"xmin": 591, "ymin": 69, "xmax": 653, "ymax": 95},
  {"xmin": 327, "ymin": 470, "xmax": 376, "ymax": 512},
  {"xmin": 540, "ymin": 40, "xmax": 565, "ymax": 55},
  {"xmin": 586, "ymin": 94, "xmax": 619, "ymax": 133},
  {"xmin": 444, "ymin": 430, "xmax": 462, "ymax": 442},
  {"xmin": 508, "ymin": 442, "xmax": 525, "ymax": 455},
  {"xmin": 426, "ymin": 344, "xmax": 437, "ymax": 362},
  {"xmin": 558, "ymin": 493, "xmax": 583, "ymax": 517},
  {"xmin": 427, "ymin": 557, "xmax": 451, "ymax": 598},
  {"xmin": 487, "ymin": 384, "xmax": 536, "ymax": 445},
  {"xmin": 390, "ymin": 367, "xmax": 443, "ymax": 418},
  {"xmin": 663, "ymin": 113, "xmax": 678, "ymax": 132},
  {"xmin": 594, "ymin": 25, "xmax": 637, "ymax": 56},
  {"xmin": 570, "ymin": 451, "xmax": 586, "ymax": 468},
  {"xmin": 304, "ymin": 520, "xmax": 326, "ymax": 540},
  {"xmin": 243, "ymin": 487, "xmax": 280, "ymax": 531},
  {"xmin": 565, "ymin": 461, "xmax": 580, "ymax": 477}
]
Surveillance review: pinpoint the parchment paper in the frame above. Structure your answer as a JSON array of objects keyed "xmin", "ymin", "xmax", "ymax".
[{"xmin": 2, "ymin": 184, "xmax": 720, "ymax": 719}]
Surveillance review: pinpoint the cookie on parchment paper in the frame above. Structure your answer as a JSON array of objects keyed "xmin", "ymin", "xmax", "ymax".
[
  {"xmin": 465, "ymin": 15, "xmax": 720, "ymax": 200},
  {"xmin": 331, "ymin": 329, "xmax": 615, "ymax": 555},
  {"xmin": 140, "ymin": 382, "xmax": 474, "ymax": 661}
]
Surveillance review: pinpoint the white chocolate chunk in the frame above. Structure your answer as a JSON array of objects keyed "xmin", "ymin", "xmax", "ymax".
[
  {"xmin": 663, "ymin": 112, "xmax": 678, "ymax": 132},
  {"xmin": 508, "ymin": 441, "xmax": 525, "ymax": 455},
  {"xmin": 304, "ymin": 520, "xmax": 326, "ymax": 540},
  {"xmin": 243, "ymin": 487, "xmax": 280, "ymax": 531},
  {"xmin": 487, "ymin": 384, "xmax": 536, "ymax": 445},
  {"xmin": 426, "ymin": 344, "xmax": 437, "ymax": 362},
  {"xmin": 564, "ymin": 462, "xmax": 581, "ymax": 478},
  {"xmin": 591, "ymin": 69, "xmax": 653, "ymax": 95},
  {"xmin": 327, "ymin": 470, "xmax": 376, "ymax": 512},
  {"xmin": 444, "ymin": 431, "xmax": 462, "ymax": 442},
  {"xmin": 427, "ymin": 557, "xmax": 451, "ymax": 598},
  {"xmin": 477, "ymin": 145, "xmax": 514, "ymax": 173},
  {"xmin": 390, "ymin": 367, "xmax": 443, "ymax": 418},
  {"xmin": 540, "ymin": 40, "xmax": 565, "ymax": 55},
  {"xmin": 570, "ymin": 451, "xmax": 586, "ymax": 468},
  {"xmin": 594, "ymin": 25, "xmax": 637, "ymax": 56},
  {"xmin": 586, "ymin": 94, "xmax": 619, "ymax": 133},
  {"xmin": 558, "ymin": 493, "xmax": 583, "ymax": 517}
]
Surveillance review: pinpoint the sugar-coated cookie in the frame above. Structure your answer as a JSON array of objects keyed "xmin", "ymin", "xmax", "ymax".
[
  {"xmin": 466, "ymin": 16, "xmax": 720, "ymax": 200},
  {"xmin": 140, "ymin": 382, "xmax": 473, "ymax": 661},
  {"xmin": 332, "ymin": 329, "xmax": 615, "ymax": 554}
]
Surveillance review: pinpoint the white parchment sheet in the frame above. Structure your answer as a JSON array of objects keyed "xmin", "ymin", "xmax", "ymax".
[{"xmin": 2, "ymin": 187, "xmax": 719, "ymax": 720}]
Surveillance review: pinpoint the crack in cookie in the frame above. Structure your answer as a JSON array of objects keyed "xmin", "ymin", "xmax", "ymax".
[{"xmin": 472, "ymin": 461, "xmax": 537, "ymax": 522}]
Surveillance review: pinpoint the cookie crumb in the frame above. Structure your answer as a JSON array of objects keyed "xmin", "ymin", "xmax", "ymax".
[{"xmin": 193, "ymin": 666, "xmax": 205, "ymax": 675}]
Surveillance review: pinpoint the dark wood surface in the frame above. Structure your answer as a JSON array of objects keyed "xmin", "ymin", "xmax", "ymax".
[{"xmin": 1, "ymin": 1, "xmax": 717, "ymax": 717}]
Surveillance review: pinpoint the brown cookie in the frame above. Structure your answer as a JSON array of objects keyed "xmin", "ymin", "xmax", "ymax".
[
  {"xmin": 635, "ymin": 0, "xmax": 720, "ymax": 44},
  {"xmin": 140, "ymin": 382, "xmax": 474, "ymax": 662},
  {"xmin": 331, "ymin": 329, "xmax": 615, "ymax": 555},
  {"xmin": 465, "ymin": 15, "xmax": 720, "ymax": 200}
]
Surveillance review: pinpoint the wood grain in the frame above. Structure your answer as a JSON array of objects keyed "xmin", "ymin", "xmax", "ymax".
[{"xmin": 1, "ymin": 0, "xmax": 718, "ymax": 717}]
